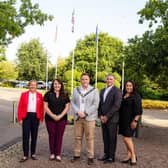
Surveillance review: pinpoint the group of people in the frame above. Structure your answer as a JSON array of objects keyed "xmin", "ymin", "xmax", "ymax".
[{"xmin": 17, "ymin": 73, "xmax": 142, "ymax": 166}]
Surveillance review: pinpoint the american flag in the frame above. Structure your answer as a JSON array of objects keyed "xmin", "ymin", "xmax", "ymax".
[{"xmin": 71, "ymin": 9, "xmax": 75, "ymax": 33}]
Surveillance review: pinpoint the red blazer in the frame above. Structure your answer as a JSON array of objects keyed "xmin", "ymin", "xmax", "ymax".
[{"xmin": 18, "ymin": 91, "xmax": 44, "ymax": 122}]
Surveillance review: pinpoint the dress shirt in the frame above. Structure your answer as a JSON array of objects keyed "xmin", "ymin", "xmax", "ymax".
[
  {"xmin": 103, "ymin": 85, "xmax": 113, "ymax": 102},
  {"xmin": 27, "ymin": 92, "xmax": 36, "ymax": 112}
]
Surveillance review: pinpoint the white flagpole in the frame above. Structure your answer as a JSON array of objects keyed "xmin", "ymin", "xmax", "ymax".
[
  {"xmin": 71, "ymin": 9, "xmax": 75, "ymax": 96},
  {"xmin": 95, "ymin": 25, "xmax": 99, "ymax": 88},
  {"xmin": 54, "ymin": 25, "xmax": 58, "ymax": 78},
  {"xmin": 71, "ymin": 49, "xmax": 75, "ymax": 95},
  {"xmin": 121, "ymin": 57, "xmax": 125, "ymax": 91},
  {"xmin": 45, "ymin": 49, "xmax": 48, "ymax": 91}
]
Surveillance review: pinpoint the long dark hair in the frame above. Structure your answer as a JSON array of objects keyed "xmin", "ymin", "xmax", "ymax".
[
  {"xmin": 123, "ymin": 80, "xmax": 136, "ymax": 96},
  {"xmin": 49, "ymin": 79, "xmax": 68, "ymax": 98}
]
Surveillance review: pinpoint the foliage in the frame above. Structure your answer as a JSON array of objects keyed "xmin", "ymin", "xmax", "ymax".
[
  {"xmin": 65, "ymin": 32, "xmax": 124, "ymax": 84},
  {"xmin": 16, "ymin": 38, "xmax": 47, "ymax": 80},
  {"xmin": 97, "ymin": 71, "xmax": 108, "ymax": 82},
  {"xmin": 142, "ymin": 99, "xmax": 168, "ymax": 109},
  {"xmin": 138, "ymin": 0, "xmax": 168, "ymax": 27},
  {"xmin": 97, "ymin": 82, "xmax": 106, "ymax": 90},
  {"xmin": 63, "ymin": 70, "xmax": 81, "ymax": 82},
  {"xmin": 0, "ymin": 61, "xmax": 17, "ymax": 80},
  {"xmin": 0, "ymin": 0, "xmax": 53, "ymax": 45},
  {"xmin": 0, "ymin": 46, "xmax": 6, "ymax": 61},
  {"xmin": 124, "ymin": 0, "xmax": 168, "ymax": 100}
]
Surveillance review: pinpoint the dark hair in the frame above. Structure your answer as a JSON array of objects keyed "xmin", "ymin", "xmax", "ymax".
[
  {"xmin": 123, "ymin": 80, "xmax": 136, "ymax": 96},
  {"xmin": 80, "ymin": 73, "xmax": 90, "ymax": 79},
  {"xmin": 49, "ymin": 79, "xmax": 68, "ymax": 98}
]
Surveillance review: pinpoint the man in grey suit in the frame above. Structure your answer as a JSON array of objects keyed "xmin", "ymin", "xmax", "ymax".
[
  {"xmin": 71, "ymin": 73, "xmax": 99, "ymax": 165},
  {"xmin": 98, "ymin": 74, "xmax": 122, "ymax": 163}
]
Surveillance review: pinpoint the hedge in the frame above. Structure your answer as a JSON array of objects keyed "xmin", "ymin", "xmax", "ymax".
[{"xmin": 142, "ymin": 99, "xmax": 168, "ymax": 109}]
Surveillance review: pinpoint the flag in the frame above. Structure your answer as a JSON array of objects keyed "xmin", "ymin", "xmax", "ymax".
[
  {"xmin": 71, "ymin": 9, "xmax": 75, "ymax": 33},
  {"xmin": 95, "ymin": 24, "xmax": 98, "ymax": 43},
  {"xmin": 54, "ymin": 25, "xmax": 58, "ymax": 43}
]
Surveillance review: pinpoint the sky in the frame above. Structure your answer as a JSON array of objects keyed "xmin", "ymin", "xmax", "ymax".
[{"xmin": 6, "ymin": 0, "xmax": 148, "ymax": 64}]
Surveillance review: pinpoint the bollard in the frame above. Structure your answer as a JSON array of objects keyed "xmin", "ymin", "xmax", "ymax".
[{"xmin": 12, "ymin": 101, "xmax": 16, "ymax": 124}]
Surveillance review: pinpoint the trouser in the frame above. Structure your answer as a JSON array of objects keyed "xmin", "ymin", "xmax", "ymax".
[
  {"xmin": 45, "ymin": 119, "xmax": 67, "ymax": 155},
  {"xmin": 101, "ymin": 122, "xmax": 118, "ymax": 158},
  {"xmin": 74, "ymin": 119, "xmax": 95, "ymax": 158},
  {"xmin": 22, "ymin": 112, "xmax": 39, "ymax": 157}
]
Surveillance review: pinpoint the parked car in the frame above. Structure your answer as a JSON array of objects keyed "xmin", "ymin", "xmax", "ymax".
[
  {"xmin": 15, "ymin": 81, "xmax": 28, "ymax": 88},
  {"xmin": 37, "ymin": 81, "xmax": 46, "ymax": 89}
]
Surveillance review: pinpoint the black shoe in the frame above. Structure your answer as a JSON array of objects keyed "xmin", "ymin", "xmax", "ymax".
[
  {"xmin": 121, "ymin": 158, "xmax": 131, "ymax": 163},
  {"xmin": 31, "ymin": 155, "xmax": 38, "ymax": 160},
  {"xmin": 130, "ymin": 157, "xmax": 137, "ymax": 166},
  {"xmin": 130, "ymin": 161, "xmax": 137, "ymax": 166},
  {"xmin": 98, "ymin": 155, "xmax": 109, "ymax": 161},
  {"xmin": 104, "ymin": 157, "xmax": 115, "ymax": 164},
  {"xmin": 88, "ymin": 158, "xmax": 94, "ymax": 165},
  {"xmin": 71, "ymin": 156, "xmax": 80, "ymax": 163}
]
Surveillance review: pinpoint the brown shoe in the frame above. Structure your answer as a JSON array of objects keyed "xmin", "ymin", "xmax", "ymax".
[
  {"xmin": 88, "ymin": 158, "xmax": 94, "ymax": 165},
  {"xmin": 71, "ymin": 156, "xmax": 80, "ymax": 163}
]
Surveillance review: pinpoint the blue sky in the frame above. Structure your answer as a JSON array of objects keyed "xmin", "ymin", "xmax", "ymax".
[{"xmin": 6, "ymin": 0, "xmax": 148, "ymax": 63}]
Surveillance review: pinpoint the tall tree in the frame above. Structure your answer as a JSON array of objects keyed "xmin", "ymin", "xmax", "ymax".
[
  {"xmin": 16, "ymin": 38, "xmax": 47, "ymax": 80},
  {"xmin": 0, "ymin": 0, "xmax": 53, "ymax": 45},
  {"xmin": 0, "ymin": 61, "xmax": 17, "ymax": 80},
  {"xmin": 65, "ymin": 32, "xmax": 124, "ymax": 83},
  {"xmin": 124, "ymin": 0, "xmax": 168, "ymax": 99}
]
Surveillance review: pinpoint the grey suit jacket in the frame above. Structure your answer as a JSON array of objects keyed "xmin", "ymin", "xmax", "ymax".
[
  {"xmin": 71, "ymin": 85, "xmax": 99, "ymax": 121},
  {"xmin": 98, "ymin": 86, "xmax": 122, "ymax": 123}
]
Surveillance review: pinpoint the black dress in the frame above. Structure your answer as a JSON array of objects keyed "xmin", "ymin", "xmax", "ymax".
[
  {"xmin": 119, "ymin": 93, "xmax": 142, "ymax": 137},
  {"xmin": 44, "ymin": 91, "xmax": 70, "ymax": 122}
]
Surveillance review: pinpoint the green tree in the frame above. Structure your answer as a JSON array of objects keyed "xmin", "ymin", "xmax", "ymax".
[
  {"xmin": 138, "ymin": 0, "xmax": 168, "ymax": 27},
  {"xmin": 0, "ymin": 61, "xmax": 17, "ymax": 80},
  {"xmin": 16, "ymin": 38, "xmax": 47, "ymax": 80},
  {"xmin": 65, "ymin": 32, "xmax": 124, "ymax": 83},
  {"xmin": 124, "ymin": 0, "xmax": 168, "ymax": 100},
  {"xmin": 136, "ymin": 0, "xmax": 168, "ymax": 90},
  {"xmin": 0, "ymin": 0, "xmax": 53, "ymax": 45}
]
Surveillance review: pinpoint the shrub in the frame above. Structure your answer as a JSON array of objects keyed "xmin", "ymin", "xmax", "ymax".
[{"xmin": 142, "ymin": 99, "xmax": 168, "ymax": 109}]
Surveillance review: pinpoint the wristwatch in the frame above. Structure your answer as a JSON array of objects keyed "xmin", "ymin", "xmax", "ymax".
[{"xmin": 134, "ymin": 119, "xmax": 138, "ymax": 123}]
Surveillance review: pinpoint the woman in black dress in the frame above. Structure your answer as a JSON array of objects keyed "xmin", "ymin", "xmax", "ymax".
[{"xmin": 119, "ymin": 80, "xmax": 142, "ymax": 166}]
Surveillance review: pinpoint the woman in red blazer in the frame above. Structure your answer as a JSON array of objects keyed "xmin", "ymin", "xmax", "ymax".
[{"xmin": 18, "ymin": 80, "xmax": 44, "ymax": 162}]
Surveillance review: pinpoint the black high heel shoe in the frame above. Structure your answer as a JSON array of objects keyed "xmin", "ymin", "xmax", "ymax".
[
  {"xmin": 121, "ymin": 158, "xmax": 131, "ymax": 163},
  {"xmin": 130, "ymin": 156, "xmax": 137, "ymax": 166}
]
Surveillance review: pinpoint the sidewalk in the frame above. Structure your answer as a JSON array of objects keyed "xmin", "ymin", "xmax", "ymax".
[
  {"xmin": 0, "ymin": 88, "xmax": 168, "ymax": 167},
  {"xmin": 0, "ymin": 125, "xmax": 168, "ymax": 168}
]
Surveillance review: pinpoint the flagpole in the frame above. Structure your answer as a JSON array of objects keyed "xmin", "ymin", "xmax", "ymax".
[
  {"xmin": 71, "ymin": 48, "xmax": 75, "ymax": 95},
  {"xmin": 95, "ymin": 25, "xmax": 99, "ymax": 88},
  {"xmin": 71, "ymin": 9, "xmax": 75, "ymax": 96},
  {"xmin": 45, "ymin": 49, "xmax": 48, "ymax": 91},
  {"xmin": 54, "ymin": 25, "xmax": 58, "ymax": 78},
  {"xmin": 121, "ymin": 56, "xmax": 125, "ymax": 91}
]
